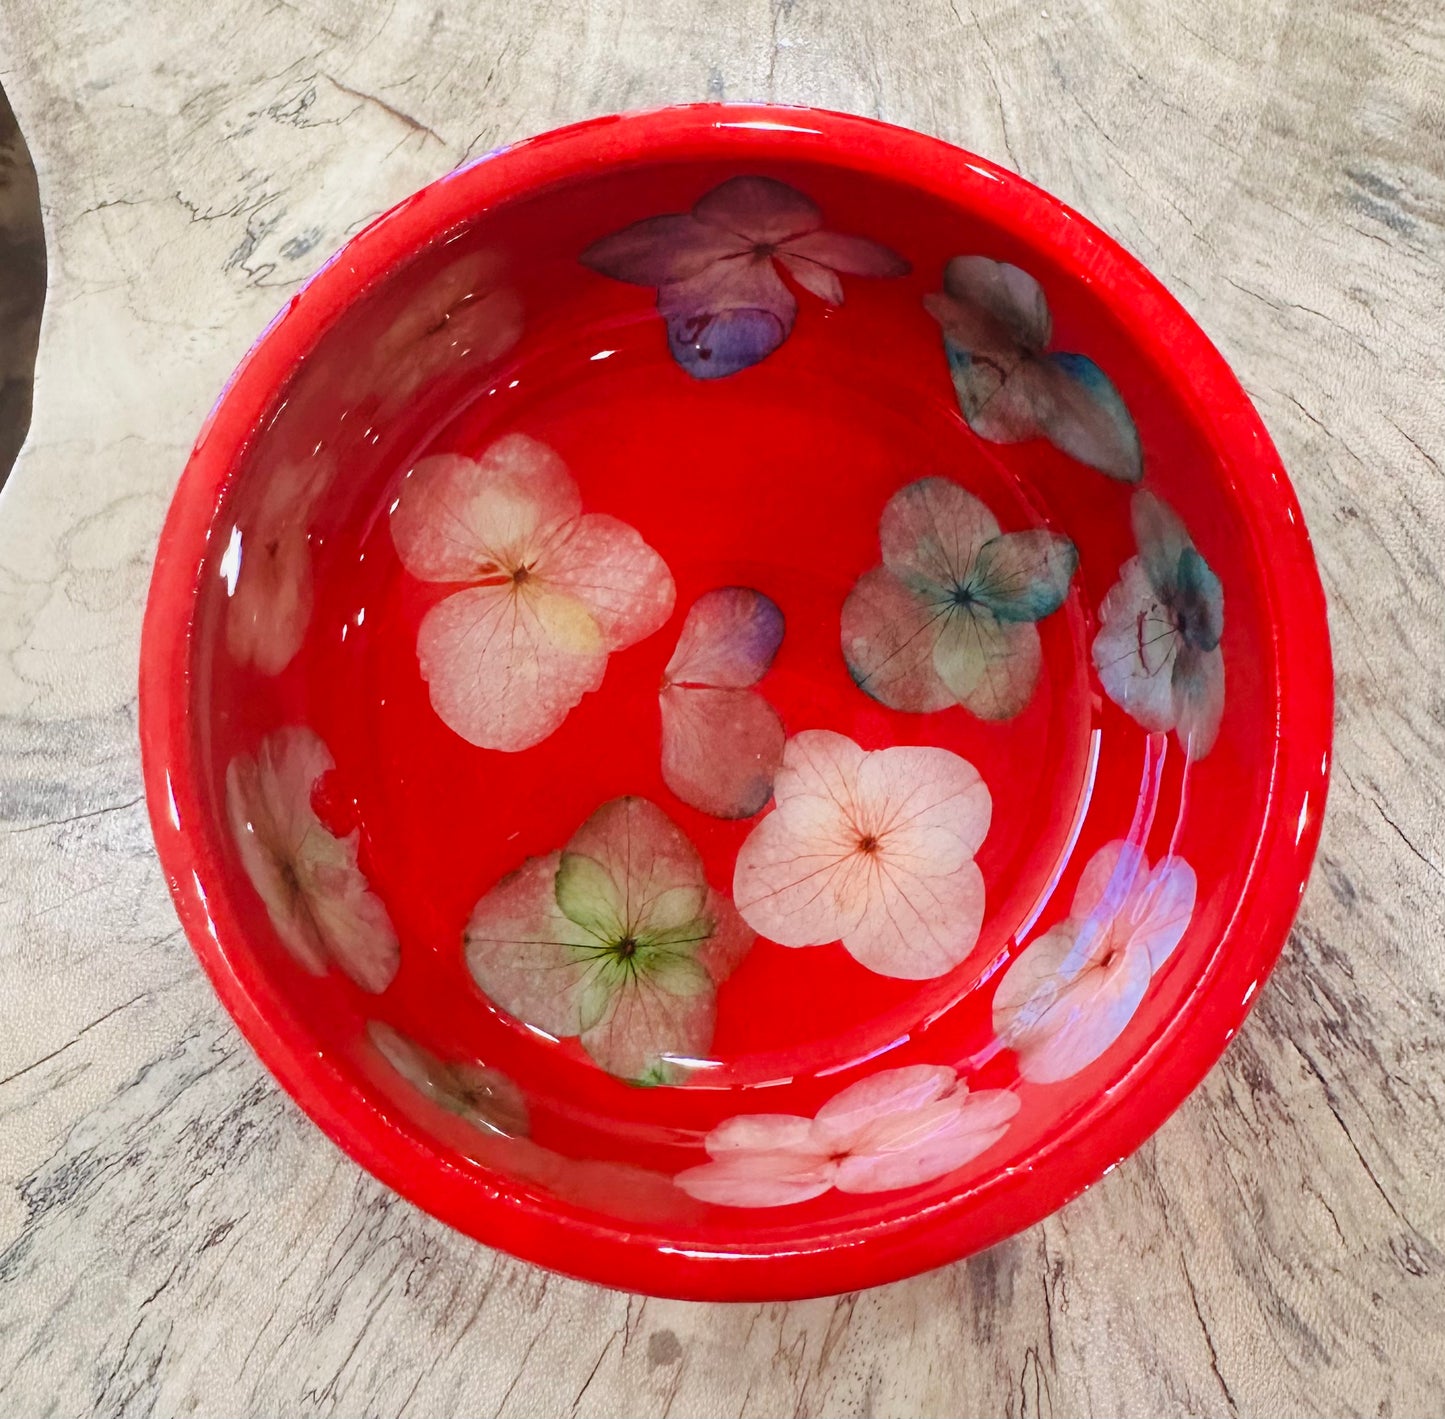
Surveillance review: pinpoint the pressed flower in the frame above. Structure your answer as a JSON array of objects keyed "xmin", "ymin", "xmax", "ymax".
[
  {"xmin": 583, "ymin": 175, "xmax": 908, "ymax": 379},
  {"xmin": 732, "ymin": 729, "xmax": 992, "ymax": 980},
  {"xmin": 1092, "ymin": 490, "xmax": 1225, "ymax": 759},
  {"xmin": 226, "ymin": 726, "xmax": 399, "ymax": 992},
  {"xmin": 464, "ymin": 796, "xmax": 752, "ymax": 1083},
  {"xmin": 992, "ymin": 838, "xmax": 1196, "ymax": 1083},
  {"xmin": 390, "ymin": 433, "xmax": 675, "ymax": 751},
  {"xmin": 353, "ymin": 250, "xmax": 523, "ymax": 409},
  {"xmin": 660, "ymin": 586, "xmax": 786, "ymax": 818},
  {"xmin": 675, "ymin": 1064, "xmax": 1019, "ymax": 1207},
  {"xmin": 842, "ymin": 476, "xmax": 1077, "ymax": 720},
  {"xmin": 368, "ymin": 1021, "xmax": 528, "ymax": 1136},
  {"xmin": 924, "ymin": 255, "xmax": 1141, "ymax": 481},
  {"xmin": 224, "ymin": 453, "xmax": 333, "ymax": 676}
]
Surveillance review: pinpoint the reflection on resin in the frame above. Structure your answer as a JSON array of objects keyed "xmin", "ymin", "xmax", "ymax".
[
  {"xmin": 733, "ymin": 730, "xmax": 992, "ymax": 980},
  {"xmin": 842, "ymin": 476, "xmax": 1077, "ymax": 720},
  {"xmin": 390, "ymin": 433, "xmax": 675, "ymax": 751},
  {"xmin": 1093, "ymin": 490, "xmax": 1225, "ymax": 760},
  {"xmin": 225, "ymin": 727, "xmax": 399, "ymax": 992},
  {"xmin": 659, "ymin": 587, "xmax": 786, "ymax": 818},
  {"xmin": 582, "ymin": 175, "xmax": 908, "ymax": 378},
  {"xmin": 675, "ymin": 1064, "xmax": 1019, "ymax": 1207},
  {"xmin": 464, "ymin": 797, "xmax": 753, "ymax": 1083},
  {"xmin": 925, "ymin": 255, "xmax": 1142, "ymax": 482}
]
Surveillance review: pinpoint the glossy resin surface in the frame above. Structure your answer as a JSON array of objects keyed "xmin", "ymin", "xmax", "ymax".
[{"xmin": 140, "ymin": 105, "xmax": 1332, "ymax": 1300}]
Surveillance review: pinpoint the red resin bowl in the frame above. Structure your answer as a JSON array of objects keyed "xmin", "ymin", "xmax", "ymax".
[{"xmin": 140, "ymin": 104, "xmax": 1331, "ymax": 1300}]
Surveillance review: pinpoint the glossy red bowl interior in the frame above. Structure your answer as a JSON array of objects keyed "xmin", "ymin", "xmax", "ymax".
[{"xmin": 140, "ymin": 104, "xmax": 1331, "ymax": 1300}]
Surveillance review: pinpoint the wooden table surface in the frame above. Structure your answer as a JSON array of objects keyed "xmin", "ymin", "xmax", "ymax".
[{"xmin": 1, "ymin": 1, "xmax": 1442, "ymax": 1413}]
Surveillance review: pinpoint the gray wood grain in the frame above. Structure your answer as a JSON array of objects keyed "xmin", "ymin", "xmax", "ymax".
[{"xmin": 1, "ymin": 0, "xmax": 1442, "ymax": 1413}]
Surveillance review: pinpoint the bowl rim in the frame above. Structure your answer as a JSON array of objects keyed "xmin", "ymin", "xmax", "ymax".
[{"xmin": 139, "ymin": 101, "xmax": 1333, "ymax": 1301}]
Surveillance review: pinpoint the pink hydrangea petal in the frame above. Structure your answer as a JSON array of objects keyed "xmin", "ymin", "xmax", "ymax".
[
  {"xmin": 1033, "ymin": 353, "xmax": 1143, "ymax": 482},
  {"xmin": 360, "ymin": 252, "xmax": 521, "ymax": 404},
  {"xmin": 582, "ymin": 213, "xmax": 749, "ymax": 285},
  {"xmin": 734, "ymin": 732, "xmax": 991, "ymax": 975},
  {"xmin": 464, "ymin": 851, "xmax": 600, "ymax": 1039},
  {"xmin": 537, "ymin": 511, "xmax": 675, "ymax": 648},
  {"xmin": 992, "ymin": 921, "xmax": 1154, "ymax": 1084},
  {"xmin": 1092, "ymin": 558, "xmax": 1180, "ymax": 732},
  {"xmin": 840, "ymin": 565, "xmax": 955, "ymax": 713},
  {"xmin": 768, "ymin": 729, "xmax": 868, "ymax": 839},
  {"xmin": 705, "ymin": 1112, "xmax": 819, "ymax": 1156},
  {"xmin": 1133, "ymin": 489, "xmax": 1194, "ymax": 591},
  {"xmin": 961, "ymin": 353, "xmax": 1053, "ymax": 444},
  {"xmin": 835, "ymin": 1089, "xmax": 1020, "ymax": 1193},
  {"xmin": 812, "ymin": 1064, "xmax": 957, "ymax": 1152},
  {"xmin": 665, "ymin": 587, "xmax": 784, "ymax": 689},
  {"xmin": 692, "ymin": 176, "xmax": 821, "ymax": 244},
  {"xmin": 778, "ymin": 254, "xmax": 844, "ymax": 304},
  {"xmin": 732, "ymin": 806, "xmax": 868, "ymax": 948},
  {"xmin": 924, "ymin": 288, "xmax": 1025, "ymax": 367},
  {"xmin": 578, "ymin": 954, "xmax": 716, "ymax": 1081},
  {"xmin": 939, "ymin": 255, "xmax": 1052, "ymax": 353},
  {"xmin": 846, "ymin": 855, "xmax": 986, "ymax": 979},
  {"xmin": 878, "ymin": 477, "xmax": 1001, "ymax": 591},
  {"xmin": 252, "ymin": 450, "xmax": 334, "ymax": 528},
  {"xmin": 660, "ymin": 685, "xmax": 786, "ymax": 819},
  {"xmin": 931, "ymin": 336, "xmax": 1031, "ymax": 440},
  {"xmin": 424, "ymin": 285, "xmax": 523, "ymax": 372},
  {"xmin": 992, "ymin": 923, "xmax": 1073, "ymax": 1038},
  {"xmin": 855, "ymin": 744, "xmax": 992, "ymax": 866},
  {"xmin": 1126, "ymin": 855, "xmax": 1197, "ymax": 971},
  {"xmin": 390, "ymin": 437, "xmax": 581, "ymax": 584},
  {"xmin": 396, "ymin": 251, "xmax": 506, "ymax": 343},
  {"xmin": 225, "ymin": 456, "xmax": 332, "ymax": 675},
  {"xmin": 226, "ymin": 752, "xmax": 327, "ymax": 976},
  {"xmin": 415, "ymin": 582, "xmax": 606, "ymax": 751},
  {"xmin": 1173, "ymin": 646, "xmax": 1225, "ymax": 760},
  {"xmin": 226, "ymin": 728, "xmax": 398, "ymax": 991},
  {"xmin": 932, "ymin": 608, "xmax": 1042, "ymax": 721},
  {"xmin": 782, "ymin": 230, "xmax": 910, "ymax": 278},
  {"xmin": 563, "ymin": 797, "xmax": 706, "ymax": 933},
  {"xmin": 697, "ymin": 886, "xmax": 757, "ymax": 984},
  {"xmin": 302, "ymin": 836, "xmax": 402, "ymax": 992},
  {"xmin": 848, "ymin": 1098, "xmax": 971, "ymax": 1162},
  {"xmin": 227, "ymin": 746, "xmax": 295, "ymax": 874},
  {"xmin": 674, "ymin": 1153, "xmax": 836, "ymax": 1208},
  {"xmin": 394, "ymin": 437, "xmax": 671, "ymax": 750},
  {"xmin": 263, "ymin": 728, "xmax": 332, "ymax": 851},
  {"xmin": 226, "ymin": 522, "xmax": 314, "ymax": 676},
  {"xmin": 1071, "ymin": 840, "xmax": 1148, "ymax": 921}
]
